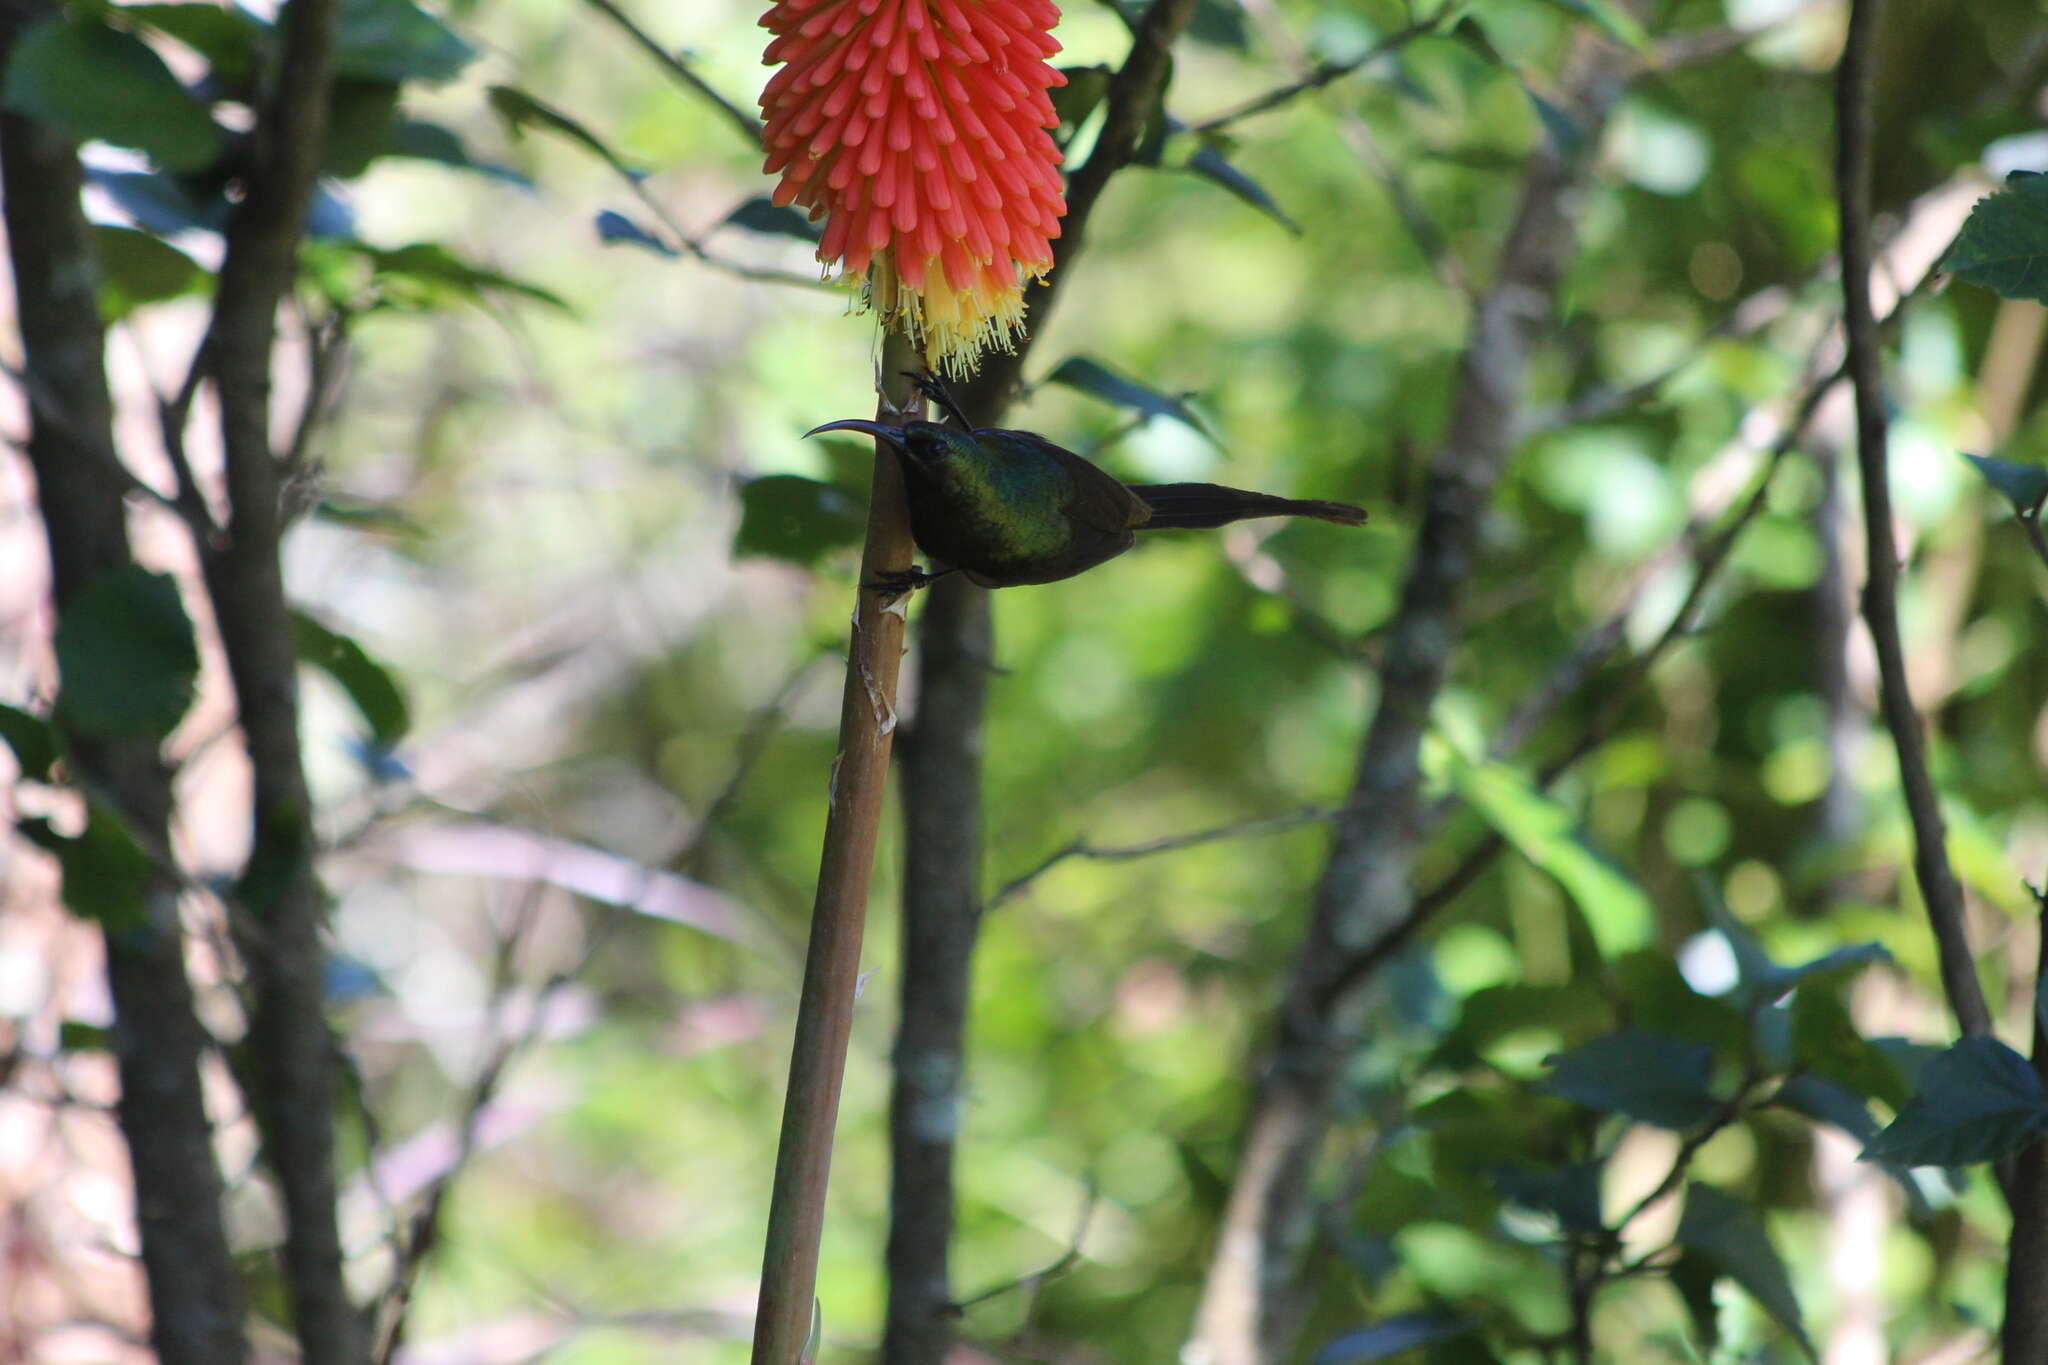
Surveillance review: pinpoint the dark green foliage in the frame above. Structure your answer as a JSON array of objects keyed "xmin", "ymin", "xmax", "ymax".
[
  {"xmin": 0, "ymin": 13, "xmax": 221, "ymax": 170},
  {"xmin": 291, "ymin": 612, "xmax": 412, "ymax": 748},
  {"xmin": 1045, "ymin": 355, "xmax": 1215, "ymax": 439},
  {"xmin": 53, "ymin": 566, "xmax": 199, "ymax": 741},
  {"xmin": 0, "ymin": 702, "xmax": 59, "ymax": 781},
  {"xmin": 19, "ymin": 799, "xmax": 157, "ymax": 930},
  {"xmin": 1946, "ymin": 172, "xmax": 2048, "ymax": 303},
  {"xmin": 1962, "ymin": 451, "xmax": 2048, "ymax": 517},
  {"xmin": 94, "ymin": 225, "xmax": 206, "ymax": 321},
  {"xmin": 735, "ymin": 475, "xmax": 867, "ymax": 566},
  {"xmin": 1674, "ymin": 1185, "xmax": 1809, "ymax": 1353},
  {"xmin": 1541, "ymin": 1031, "xmax": 1720, "ymax": 1129},
  {"xmin": 1864, "ymin": 1036, "xmax": 2048, "ymax": 1168}
]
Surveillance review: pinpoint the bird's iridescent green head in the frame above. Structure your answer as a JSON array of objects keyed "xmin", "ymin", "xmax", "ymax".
[{"xmin": 803, "ymin": 419, "xmax": 977, "ymax": 467}]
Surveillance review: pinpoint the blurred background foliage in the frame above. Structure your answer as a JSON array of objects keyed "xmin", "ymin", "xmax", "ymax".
[{"xmin": 7, "ymin": 0, "xmax": 2048, "ymax": 1359}]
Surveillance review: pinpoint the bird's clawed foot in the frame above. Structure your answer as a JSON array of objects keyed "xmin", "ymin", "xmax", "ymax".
[
  {"xmin": 863, "ymin": 564, "xmax": 957, "ymax": 600},
  {"xmin": 900, "ymin": 370, "xmax": 974, "ymax": 430}
]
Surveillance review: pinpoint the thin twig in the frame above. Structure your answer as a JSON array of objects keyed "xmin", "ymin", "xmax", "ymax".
[
  {"xmin": 580, "ymin": 0, "xmax": 764, "ymax": 147},
  {"xmin": 950, "ymin": 1182, "xmax": 1098, "ymax": 1316},
  {"xmin": 1188, "ymin": 10, "xmax": 1451, "ymax": 133},
  {"xmin": 990, "ymin": 805, "xmax": 1335, "ymax": 909},
  {"xmin": 1834, "ymin": 0, "xmax": 1990, "ymax": 1045}
]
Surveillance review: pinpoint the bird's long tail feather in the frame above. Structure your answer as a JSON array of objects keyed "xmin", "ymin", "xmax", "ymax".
[{"xmin": 1128, "ymin": 483, "xmax": 1367, "ymax": 530}]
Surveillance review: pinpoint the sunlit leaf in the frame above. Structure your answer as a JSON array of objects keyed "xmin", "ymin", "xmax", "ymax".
[
  {"xmin": 1863, "ymin": 1036, "xmax": 2048, "ymax": 1168},
  {"xmin": 94, "ymin": 225, "xmax": 205, "ymax": 321},
  {"xmin": 0, "ymin": 14, "xmax": 222, "ymax": 170},
  {"xmin": 1430, "ymin": 740, "xmax": 1653, "ymax": 958}
]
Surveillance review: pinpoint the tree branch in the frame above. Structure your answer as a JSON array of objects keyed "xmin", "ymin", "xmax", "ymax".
[
  {"xmin": 580, "ymin": 0, "xmax": 763, "ymax": 147},
  {"xmin": 1833, "ymin": 0, "xmax": 1989, "ymax": 1045},
  {"xmin": 192, "ymin": 0, "xmax": 359, "ymax": 1358},
  {"xmin": 0, "ymin": 2, "xmax": 246, "ymax": 1355},
  {"xmin": 1186, "ymin": 34, "xmax": 1634, "ymax": 1365}
]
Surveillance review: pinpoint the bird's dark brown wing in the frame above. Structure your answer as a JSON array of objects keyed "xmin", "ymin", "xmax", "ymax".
[{"xmin": 975, "ymin": 427, "xmax": 1151, "ymax": 532}]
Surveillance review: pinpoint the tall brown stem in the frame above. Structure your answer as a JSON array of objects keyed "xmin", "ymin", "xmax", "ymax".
[{"xmin": 751, "ymin": 336, "xmax": 925, "ymax": 1365}]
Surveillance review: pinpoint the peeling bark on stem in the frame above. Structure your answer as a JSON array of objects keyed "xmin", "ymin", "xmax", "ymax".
[{"xmin": 751, "ymin": 336, "xmax": 925, "ymax": 1365}]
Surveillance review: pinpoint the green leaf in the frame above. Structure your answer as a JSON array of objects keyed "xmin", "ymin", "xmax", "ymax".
[
  {"xmin": 1044, "ymin": 356, "xmax": 1216, "ymax": 442},
  {"xmin": 94, "ymin": 224, "xmax": 205, "ymax": 321},
  {"xmin": 1186, "ymin": 0, "xmax": 1249, "ymax": 50},
  {"xmin": 1542, "ymin": 1032, "xmax": 1720, "ymax": 1129},
  {"xmin": 0, "ymin": 702, "xmax": 59, "ymax": 781},
  {"xmin": 721, "ymin": 196, "xmax": 823, "ymax": 243},
  {"xmin": 489, "ymin": 84, "xmax": 640, "ymax": 179},
  {"xmin": 1050, "ymin": 63, "xmax": 1112, "ymax": 135},
  {"xmin": 1429, "ymin": 740, "xmax": 1653, "ymax": 958},
  {"xmin": 53, "ymin": 566, "xmax": 199, "ymax": 740},
  {"xmin": 1524, "ymin": 86, "xmax": 1583, "ymax": 157},
  {"xmin": 291, "ymin": 611, "xmax": 410, "ymax": 747},
  {"xmin": 597, "ymin": 210, "xmax": 679, "ymax": 256},
  {"xmin": 734, "ymin": 475, "xmax": 866, "ymax": 567},
  {"xmin": 382, "ymin": 120, "xmax": 531, "ymax": 185},
  {"xmin": 58, "ymin": 1021, "xmax": 112, "ymax": 1051},
  {"xmin": 1673, "ymin": 1184, "xmax": 1810, "ymax": 1354},
  {"xmin": 1611, "ymin": 952, "xmax": 1747, "ymax": 1053},
  {"xmin": 1863, "ymin": 1036, "xmax": 2048, "ymax": 1168},
  {"xmin": 1492, "ymin": 1161, "xmax": 1606, "ymax": 1235},
  {"xmin": 1185, "ymin": 144, "xmax": 1301, "ymax": 233},
  {"xmin": 119, "ymin": 2, "xmax": 267, "ymax": 87},
  {"xmin": 335, "ymin": 0, "xmax": 474, "ymax": 84},
  {"xmin": 1429, "ymin": 981, "xmax": 1613, "ymax": 1068},
  {"xmin": 1946, "ymin": 172, "xmax": 2048, "ymax": 303},
  {"xmin": 1530, "ymin": 0, "xmax": 1651, "ymax": 53},
  {"xmin": 88, "ymin": 166, "xmax": 226, "ymax": 234},
  {"xmin": 1789, "ymin": 989, "xmax": 1909, "ymax": 1109},
  {"xmin": 1961, "ymin": 451, "xmax": 2048, "ymax": 516},
  {"xmin": 0, "ymin": 14, "xmax": 222, "ymax": 171},
  {"xmin": 357, "ymin": 242, "xmax": 569, "ymax": 311},
  {"xmin": 322, "ymin": 80, "xmax": 402, "ymax": 178},
  {"xmin": 21, "ymin": 798, "xmax": 156, "ymax": 929},
  {"xmin": 1312, "ymin": 1315, "xmax": 1472, "ymax": 1364}
]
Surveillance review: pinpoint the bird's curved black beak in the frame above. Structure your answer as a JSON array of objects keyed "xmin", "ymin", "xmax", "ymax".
[{"xmin": 803, "ymin": 419, "xmax": 905, "ymax": 445}]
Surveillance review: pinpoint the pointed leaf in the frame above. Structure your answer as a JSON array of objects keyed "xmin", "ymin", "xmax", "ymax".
[
  {"xmin": 335, "ymin": 0, "xmax": 474, "ymax": 83},
  {"xmin": 93, "ymin": 225, "xmax": 205, "ymax": 321},
  {"xmin": 1186, "ymin": 0, "xmax": 1249, "ymax": 49},
  {"xmin": 1531, "ymin": 0, "xmax": 1651, "ymax": 52},
  {"xmin": 1961, "ymin": 451, "xmax": 2048, "ymax": 516},
  {"xmin": 382, "ymin": 119, "xmax": 532, "ymax": 185},
  {"xmin": 1673, "ymin": 1184, "xmax": 1810, "ymax": 1354},
  {"xmin": 21, "ymin": 798, "xmax": 156, "ymax": 930},
  {"xmin": 1542, "ymin": 1031, "xmax": 1719, "ymax": 1129},
  {"xmin": 722, "ymin": 195, "xmax": 823, "ymax": 242},
  {"xmin": 1312, "ymin": 1314, "xmax": 1472, "ymax": 1364},
  {"xmin": 1524, "ymin": 86, "xmax": 1583, "ymax": 157},
  {"xmin": 88, "ymin": 166, "xmax": 227, "ymax": 234},
  {"xmin": 120, "ymin": 3, "xmax": 267, "ymax": 87},
  {"xmin": 0, "ymin": 702, "xmax": 58, "ymax": 781},
  {"xmin": 1863, "ymin": 1035, "xmax": 2048, "ymax": 1168},
  {"xmin": 1431, "ymin": 741, "xmax": 1652, "ymax": 957},
  {"xmin": 1050, "ymin": 63, "xmax": 1111, "ymax": 134},
  {"xmin": 1186, "ymin": 144, "xmax": 1300, "ymax": 232},
  {"xmin": 1, "ymin": 14, "xmax": 222, "ymax": 171},
  {"xmin": 291, "ymin": 611, "xmax": 411, "ymax": 747},
  {"xmin": 53, "ymin": 566, "xmax": 198, "ymax": 740},
  {"xmin": 489, "ymin": 84, "xmax": 640, "ymax": 178},
  {"xmin": 596, "ymin": 209, "xmax": 679, "ymax": 256},
  {"xmin": 1789, "ymin": 988, "xmax": 1909, "ymax": 1109},
  {"xmin": 358, "ymin": 242, "xmax": 569, "ymax": 310},
  {"xmin": 1946, "ymin": 172, "xmax": 2048, "ymax": 304},
  {"xmin": 1492, "ymin": 1161, "xmax": 1606, "ymax": 1235},
  {"xmin": 1044, "ymin": 356, "xmax": 1215, "ymax": 441}
]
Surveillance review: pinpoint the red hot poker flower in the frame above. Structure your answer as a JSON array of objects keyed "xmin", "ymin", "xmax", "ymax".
[{"xmin": 760, "ymin": 0, "xmax": 1068, "ymax": 375}]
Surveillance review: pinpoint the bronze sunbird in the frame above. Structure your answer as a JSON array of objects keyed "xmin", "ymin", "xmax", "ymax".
[{"xmin": 806, "ymin": 384, "xmax": 1366, "ymax": 592}]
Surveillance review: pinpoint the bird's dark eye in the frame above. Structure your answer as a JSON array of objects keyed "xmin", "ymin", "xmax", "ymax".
[{"xmin": 906, "ymin": 429, "xmax": 952, "ymax": 461}]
